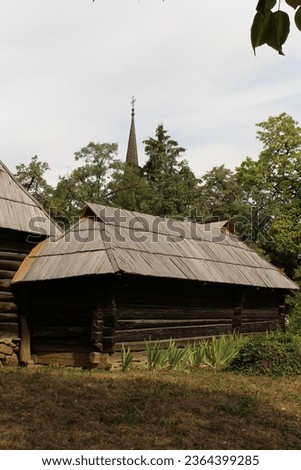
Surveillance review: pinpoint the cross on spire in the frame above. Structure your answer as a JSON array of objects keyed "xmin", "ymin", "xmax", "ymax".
[
  {"xmin": 126, "ymin": 96, "xmax": 139, "ymax": 166},
  {"xmin": 131, "ymin": 96, "xmax": 136, "ymax": 116}
]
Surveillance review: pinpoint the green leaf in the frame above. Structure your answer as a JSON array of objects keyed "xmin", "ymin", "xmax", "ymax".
[
  {"xmin": 266, "ymin": 11, "xmax": 290, "ymax": 55},
  {"xmin": 256, "ymin": 0, "xmax": 277, "ymax": 13},
  {"xmin": 295, "ymin": 7, "xmax": 301, "ymax": 30},
  {"xmin": 285, "ymin": 0, "xmax": 301, "ymax": 9},
  {"xmin": 251, "ymin": 11, "xmax": 273, "ymax": 52}
]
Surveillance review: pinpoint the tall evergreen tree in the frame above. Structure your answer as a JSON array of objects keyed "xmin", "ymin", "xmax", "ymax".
[{"xmin": 143, "ymin": 124, "xmax": 198, "ymax": 217}]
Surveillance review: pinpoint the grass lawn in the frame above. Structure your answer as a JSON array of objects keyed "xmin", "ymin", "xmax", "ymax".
[{"xmin": 0, "ymin": 366, "xmax": 301, "ymax": 450}]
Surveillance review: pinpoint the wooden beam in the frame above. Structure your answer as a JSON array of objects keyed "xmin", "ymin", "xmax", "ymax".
[
  {"xmin": 0, "ymin": 301, "xmax": 18, "ymax": 313},
  {"xmin": 0, "ymin": 251, "xmax": 27, "ymax": 262},
  {"xmin": 0, "ymin": 291, "xmax": 14, "ymax": 301},
  {"xmin": 0, "ymin": 270, "xmax": 16, "ymax": 279},
  {"xmin": 19, "ymin": 310, "xmax": 31, "ymax": 364},
  {"xmin": 0, "ymin": 280, "xmax": 11, "ymax": 291},
  {"xmin": 0, "ymin": 313, "xmax": 18, "ymax": 322},
  {"xmin": 0, "ymin": 259, "xmax": 21, "ymax": 271},
  {"xmin": 0, "ymin": 322, "xmax": 18, "ymax": 339}
]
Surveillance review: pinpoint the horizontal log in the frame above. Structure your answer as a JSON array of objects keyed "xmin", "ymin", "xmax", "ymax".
[
  {"xmin": 0, "ymin": 259, "xmax": 21, "ymax": 271},
  {"xmin": 115, "ymin": 324, "xmax": 232, "ymax": 342},
  {"xmin": 32, "ymin": 326, "xmax": 90, "ymax": 338},
  {"xmin": 0, "ymin": 270, "xmax": 16, "ymax": 279},
  {"xmin": 0, "ymin": 302, "xmax": 18, "ymax": 313},
  {"xmin": 0, "ymin": 280, "xmax": 11, "ymax": 291},
  {"xmin": 241, "ymin": 309, "xmax": 278, "ymax": 319},
  {"xmin": 0, "ymin": 313, "xmax": 18, "ymax": 322},
  {"xmin": 240, "ymin": 320, "xmax": 279, "ymax": 333},
  {"xmin": 118, "ymin": 296, "xmax": 234, "ymax": 308},
  {"xmin": 117, "ymin": 318, "xmax": 232, "ymax": 329},
  {"xmin": 0, "ymin": 251, "xmax": 27, "ymax": 262},
  {"xmin": 114, "ymin": 335, "xmax": 230, "ymax": 352},
  {"xmin": 34, "ymin": 352, "xmax": 97, "ymax": 367},
  {"xmin": 0, "ymin": 291, "xmax": 14, "ymax": 301},
  {"xmin": 0, "ymin": 322, "xmax": 19, "ymax": 339},
  {"xmin": 32, "ymin": 337, "xmax": 91, "ymax": 346},
  {"xmin": 118, "ymin": 306, "xmax": 234, "ymax": 320},
  {"xmin": 32, "ymin": 344, "xmax": 99, "ymax": 353},
  {"xmin": 0, "ymin": 240, "xmax": 31, "ymax": 253}
]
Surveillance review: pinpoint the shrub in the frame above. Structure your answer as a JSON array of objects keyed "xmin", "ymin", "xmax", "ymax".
[{"xmin": 228, "ymin": 331, "xmax": 301, "ymax": 376}]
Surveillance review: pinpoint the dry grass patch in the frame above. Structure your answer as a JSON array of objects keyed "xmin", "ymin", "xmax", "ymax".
[{"xmin": 0, "ymin": 367, "xmax": 301, "ymax": 450}]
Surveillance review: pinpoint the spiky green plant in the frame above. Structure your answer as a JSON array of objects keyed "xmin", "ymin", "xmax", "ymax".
[
  {"xmin": 121, "ymin": 344, "xmax": 133, "ymax": 373},
  {"xmin": 204, "ymin": 334, "xmax": 242, "ymax": 368},
  {"xmin": 187, "ymin": 341, "xmax": 207, "ymax": 369},
  {"xmin": 166, "ymin": 340, "xmax": 189, "ymax": 370},
  {"xmin": 145, "ymin": 340, "xmax": 168, "ymax": 370}
]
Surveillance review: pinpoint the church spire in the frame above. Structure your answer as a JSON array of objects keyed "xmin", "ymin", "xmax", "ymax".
[{"xmin": 125, "ymin": 96, "xmax": 139, "ymax": 166}]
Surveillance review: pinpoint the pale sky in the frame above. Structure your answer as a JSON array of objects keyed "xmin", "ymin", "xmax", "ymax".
[{"xmin": 1, "ymin": 0, "xmax": 301, "ymax": 185}]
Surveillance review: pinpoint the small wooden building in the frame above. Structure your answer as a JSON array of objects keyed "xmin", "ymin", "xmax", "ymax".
[
  {"xmin": 0, "ymin": 161, "xmax": 61, "ymax": 363},
  {"xmin": 12, "ymin": 203, "xmax": 298, "ymax": 367}
]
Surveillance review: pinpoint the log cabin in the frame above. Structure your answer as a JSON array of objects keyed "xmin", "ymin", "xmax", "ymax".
[
  {"xmin": 0, "ymin": 161, "xmax": 61, "ymax": 364},
  {"xmin": 12, "ymin": 203, "xmax": 298, "ymax": 368}
]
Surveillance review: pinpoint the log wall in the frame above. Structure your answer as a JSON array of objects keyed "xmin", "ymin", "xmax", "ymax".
[
  {"xmin": 106, "ymin": 276, "xmax": 286, "ymax": 352},
  {"xmin": 13, "ymin": 274, "xmax": 288, "ymax": 365},
  {"xmin": 0, "ymin": 230, "xmax": 32, "ymax": 344},
  {"xmin": 19, "ymin": 278, "xmax": 107, "ymax": 367}
]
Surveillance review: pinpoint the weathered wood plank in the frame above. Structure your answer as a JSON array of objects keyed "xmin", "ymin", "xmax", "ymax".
[
  {"xmin": 0, "ymin": 251, "xmax": 27, "ymax": 262},
  {"xmin": 115, "ymin": 324, "xmax": 232, "ymax": 342},
  {"xmin": 32, "ymin": 337, "xmax": 91, "ymax": 346},
  {"xmin": 0, "ymin": 270, "xmax": 16, "ymax": 279},
  {"xmin": 0, "ymin": 291, "xmax": 14, "ymax": 301},
  {"xmin": 241, "ymin": 309, "xmax": 278, "ymax": 319},
  {"xmin": 32, "ymin": 326, "xmax": 90, "ymax": 338},
  {"xmin": 32, "ymin": 344, "xmax": 99, "ymax": 353},
  {"xmin": 0, "ymin": 280, "xmax": 11, "ymax": 291},
  {"xmin": 34, "ymin": 352, "xmax": 94, "ymax": 367},
  {"xmin": 117, "ymin": 318, "xmax": 232, "ymax": 329},
  {"xmin": 240, "ymin": 320, "xmax": 279, "ymax": 333},
  {"xmin": 0, "ymin": 302, "xmax": 18, "ymax": 313},
  {"xmin": 0, "ymin": 313, "xmax": 18, "ymax": 322},
  {"xmin": 118, "ymin": 295, "xmax": 234, "ymax": 308},
  {"xmin": 118, "ymin": 306, "xmax": 234, "ymax": 320},
  {"xmin": 20, "ymin": 310, "xmax": 31, "ymax": 364},
  {"xmin": 0, "ymin": 322, "xmax": 19, "ymax": 339},
  {"xmin": 114, "ymin": 335, "xmax": 230, "ymax": 352},
  {"xmin": 0, "ymin": 259, "xmax": 21, "ymax": 271}
]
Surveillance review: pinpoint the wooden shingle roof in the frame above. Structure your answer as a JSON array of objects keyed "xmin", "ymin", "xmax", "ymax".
[
  {"xmin": 12, "ymin": 203, "xmax": 298, "ymax": 290},
  {"xmin": 0, "ymin": 161, "xmax": 61, "ymax": 237}
]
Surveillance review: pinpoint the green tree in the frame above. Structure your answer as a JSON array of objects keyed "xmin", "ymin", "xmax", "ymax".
[
  {"xmin": 108, "ymin": 161, "xmax": 151, "ymax": 212},
  {"xmin": 143, "ymin": 124, "xmax": 198, "ymax": 217},
  {"xmin": 52, "ymin": 142, "xmax": 118, "ymax": 225},
  {"xmin": 197, "ymin": 165, "xmax": 241, "ymax": 220},
  {"xmin": 15, "ymin": 155, "xmax": 53, "ymax": 208},
  {"xmin": 236, "ymin": 112, "xmax": 301, "ymax": 276}
]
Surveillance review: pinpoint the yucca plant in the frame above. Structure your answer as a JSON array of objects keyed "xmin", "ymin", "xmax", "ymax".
[
  {"xmin": 204, "ymin": 334, "xmax": 242, "ymax": 368},
  {"xmin": 187, "ymin": 341, "xmax": 208, "ymax": 369},
  {"xmin": 121, "ymin": 343, "xmax": 133, "ymax": 373},
  {"xmin": 166, "ymin": 340, "xmax": 189, "ymax": 370},
  {"xmin": 145, "ymin": 340, "xmax": 168, "ymax": 370}
]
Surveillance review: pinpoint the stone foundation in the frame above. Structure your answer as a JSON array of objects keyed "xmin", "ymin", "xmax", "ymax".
[{"xmin": 0, "ymin": 339, "xmax": 19, "ymax": 366}]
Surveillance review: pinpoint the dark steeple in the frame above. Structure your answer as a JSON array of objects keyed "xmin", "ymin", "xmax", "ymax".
[{"xmin": 125, "ymin": 96, "xmax": 139, "ymax": 166}]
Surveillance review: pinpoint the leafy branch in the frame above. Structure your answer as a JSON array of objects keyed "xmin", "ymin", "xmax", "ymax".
[{"xmin": 251, "ymin": 0, "xmax": 301, "ymax": 55}]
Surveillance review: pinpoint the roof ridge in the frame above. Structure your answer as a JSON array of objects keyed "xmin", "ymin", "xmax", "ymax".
[
  {"xmin": 0, "ymin": 160, "xmax": 62, "ymax": 236},
  {"xmin": 85, "ymin": 202, "xmax": 121, "ymax": 274}
]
